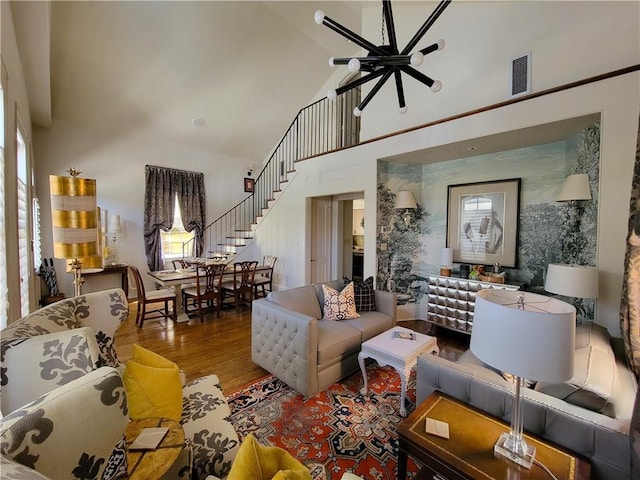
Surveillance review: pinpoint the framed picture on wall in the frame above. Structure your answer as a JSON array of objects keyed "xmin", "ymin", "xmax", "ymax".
[
  {"xmin": 244, "ymin": 177, "xmax": 255, "ymax": 193},
  {"xmin": 446, "ymin": 178, "xmax": 521, "ymax": 268}
]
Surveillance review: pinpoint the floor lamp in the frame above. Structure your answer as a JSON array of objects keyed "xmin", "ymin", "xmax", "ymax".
[
  {"xmin": 50, "ymin": 169, "xmax": 98, "ymax": 297},
  {"xmin": 471, "ymin": 289, "xmax": 575, "ymax": 468}
]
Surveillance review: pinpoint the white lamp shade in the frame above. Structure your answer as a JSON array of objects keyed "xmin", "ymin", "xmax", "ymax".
[
  {"xmin": 557, "ymin": 174, "xmax": 591, "ymax": 202},
  {"xmin": 545, "ymin": 263, "xmax": 598, "ymax": 299},
  {"xmin": 470, "ymin": 289, "xmax": 575, "ymax": 382},
  {"xmin": 109, "ymin": 214, "xmax": 122, "ymax": 234},
  {"xmin": 395, "ymin": 190, "xmax": 417, "ymax": 210},
  {"xmin": 440, "ymin": 247, "xmax": 453, "ymax": 266}
]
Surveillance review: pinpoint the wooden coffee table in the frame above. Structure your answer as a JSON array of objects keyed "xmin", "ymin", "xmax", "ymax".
[
  {"xmin": 126, "ymin": 417, "xmax": 185, "ymax": 480},
  {"xmin": 397, "ymin": 392, "xmax": 590, "ymax": 480},
  {"xmin": 358, "ymin": 326, "xmax": 439, "ymax": 416}
]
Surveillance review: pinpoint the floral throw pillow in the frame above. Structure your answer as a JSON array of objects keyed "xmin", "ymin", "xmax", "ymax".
[{"xmin": 322, "ymin": 282, "xmax": 360, "ymax": 320}]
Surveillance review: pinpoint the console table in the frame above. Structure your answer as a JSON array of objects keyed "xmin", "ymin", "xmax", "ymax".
[{"xmin": 82, "ymin": 264, "xmax": 129, "ymax": 297}]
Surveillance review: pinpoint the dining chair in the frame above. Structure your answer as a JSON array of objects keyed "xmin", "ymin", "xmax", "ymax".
[
  {"xmin": 253, "ymin": 255, "xmax": 277, "ymax": 298},
  {"xmin": 171, "ymin": 258, "xmax": 188, "ymax": 270},
  {"xmin": 183, "ymin": 263, "xmax": 226, "ymax": 321},
  {"xmin": 129, "ymin": 265, "xmax": 177, "ymax": 328},
  {"xmin": 221, "ymin": 261, "xmax": 258, "ymax": 311}
]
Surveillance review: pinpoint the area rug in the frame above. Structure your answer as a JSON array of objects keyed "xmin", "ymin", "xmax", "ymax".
[{"xmin": 227, "ymin": 364, "xmax": 421, "ymax": 479}]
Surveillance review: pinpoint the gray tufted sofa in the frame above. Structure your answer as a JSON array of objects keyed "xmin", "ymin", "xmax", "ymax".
[
  {"xmin": 252, "ymin": 279, "xmax": 397, "ymax": 398},
  {"xmin": 416, "ymin": 323, "xmax": 637, "ymax": 479}
]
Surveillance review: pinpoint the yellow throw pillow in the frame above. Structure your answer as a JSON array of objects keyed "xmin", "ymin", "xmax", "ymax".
[
  {"xmin": 123, "ymin": 345, "xmax": 183, "ymax": 421},
  {"xmin": 322, "ymin": 282, "xmax": 360, "ymax": 321},
  {"xmin": 227, "ymin": 434, "xmax": 311, "ymax": 480}
]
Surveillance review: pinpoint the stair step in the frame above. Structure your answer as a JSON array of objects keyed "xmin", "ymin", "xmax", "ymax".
[{"xmin": 218, "ymin": 242, "xmax": 246, "ymax": 247}]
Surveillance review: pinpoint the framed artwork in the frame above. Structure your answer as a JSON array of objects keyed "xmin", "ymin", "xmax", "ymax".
[
  {"xmin": 446, "ymin": 178, "xmax": 521, "ymax": 268},
  {"xmin": 244, "ymin": 177, "xmax": 255, "ymax": 193}
]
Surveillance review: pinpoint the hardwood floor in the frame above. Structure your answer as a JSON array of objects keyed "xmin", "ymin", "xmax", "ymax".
[{"xmin": 115, "ymin": 301, "xmax": 470, "ymax": 394}]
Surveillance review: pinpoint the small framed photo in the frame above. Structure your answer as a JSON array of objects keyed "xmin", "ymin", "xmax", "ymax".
[{"xmin": 244, "ymin": 177, "xmax": 255, "ymax": 193}]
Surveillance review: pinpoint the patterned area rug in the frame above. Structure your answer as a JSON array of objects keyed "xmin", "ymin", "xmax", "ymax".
[{"xmin": 227, "ymin": 364, "xmax": 421, "ymax": 479}]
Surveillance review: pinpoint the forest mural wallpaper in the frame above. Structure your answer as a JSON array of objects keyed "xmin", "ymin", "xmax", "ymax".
[{"xmin": 377, "ymin": 121, "xmax": 600, "ymax": 322}]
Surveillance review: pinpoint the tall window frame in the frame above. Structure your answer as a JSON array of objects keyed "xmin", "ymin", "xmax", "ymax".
[
  {"xmin": 16, "ymin": 120, "xmax": 31, "ymax": 316},
  {"xmin": 0, "ymin": 59, "xmax": 8, "ymax": 328}
]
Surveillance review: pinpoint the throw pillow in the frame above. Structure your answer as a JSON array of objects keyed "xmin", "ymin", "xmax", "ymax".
[
  {"xmin": 227, "ymin": 434, "xmax": 311, "ymax": 480},
  {"xmin": 353, "ymin": 276, "xmax": 376, "ymax": 312},
  {"xmin": 123, "ymin": 345, "xmax": 183, "ymax": 421},
  {"xmin": 322, "ymin": 282, "xmax": 360, "ymax": 321}
]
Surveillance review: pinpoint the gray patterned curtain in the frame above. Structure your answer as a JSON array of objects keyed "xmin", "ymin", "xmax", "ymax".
[
  {"xmin": 176, "ymin": 170, "xmax": 206, "ymax": 258},
  {"xmin": 621, "ymin": 116, "xmax": 640, "ymax": 379},
  {"xmin": 144, "ymin": 166, "xmax": 206, "ymax": 272}
]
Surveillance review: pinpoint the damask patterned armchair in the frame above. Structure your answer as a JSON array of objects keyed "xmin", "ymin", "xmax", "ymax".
[{"xmin": 0, "ymin": 288, "xmax": 239, "ymax": 480}]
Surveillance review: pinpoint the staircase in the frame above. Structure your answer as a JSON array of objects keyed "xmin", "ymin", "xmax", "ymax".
[{"xmin": 186, "ymin": 88, "xmax": 361, "ymax": 259}]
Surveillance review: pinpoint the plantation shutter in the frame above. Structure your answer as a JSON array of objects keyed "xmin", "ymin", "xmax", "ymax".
[{"xmin": 18, "ymin": 176, "xmax": 29, "ymax": 316}]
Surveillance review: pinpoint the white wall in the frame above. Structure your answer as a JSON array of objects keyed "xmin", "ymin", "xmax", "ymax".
[{"xmin": 34, "ymin": 119, "xmax": 253, "ymax": 296}]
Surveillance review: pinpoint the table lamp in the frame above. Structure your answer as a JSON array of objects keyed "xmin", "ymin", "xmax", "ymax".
[
  {"xmin": 545, "ymin": 263, "xmax": 598, "ymax": 322},
  {"xmin": 50, "ymin": 168, "xmax": 99, "ymax": 297},
  {"xmin": 440, "ymin": 247, "xmax": 453, "ymax": 277},
  {"xmin": 471, "ymin": 289, "xmax": 575, "ymax": 468},
  {"xmin": 109, "ymin": 214, "xmax": 122, "ymax": 265}
]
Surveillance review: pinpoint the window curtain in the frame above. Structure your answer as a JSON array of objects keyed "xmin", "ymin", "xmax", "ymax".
[
  {"xmin": 143, "ymin": 166, "xmax": 205, "ymax": 272},
  {"xmin": 176, "ymin": 170, "xmax": 205, "ymax": 258},
  {"xmin": 621, "ymin": 115, "xmax": 640, "ymax": 380}
]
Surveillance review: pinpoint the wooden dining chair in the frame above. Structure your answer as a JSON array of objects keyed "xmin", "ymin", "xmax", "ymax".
[
  {"xmin": 254, "ymin": 255, "xmax": 277, "ymax": 298},
  {"xmin": 183, "ymin": 263, "xmax": 226, "ymax": 321},
  {"xmin": 221, "ymin": 261, "xmax": 258, "ymax": 311},
  {"xmin": 129, "ymin": 265, "xmax": 177, "ymax": 327}
]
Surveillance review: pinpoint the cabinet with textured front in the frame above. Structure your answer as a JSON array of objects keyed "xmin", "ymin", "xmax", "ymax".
[{"xmin": 424, "ymin": 275, "xmax": 520, "ymax": 335}]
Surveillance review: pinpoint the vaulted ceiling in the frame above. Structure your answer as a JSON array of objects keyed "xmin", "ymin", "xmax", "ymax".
[{"xmin": 12, "ymin": 1, "xmax": 379, "ymax": 162}]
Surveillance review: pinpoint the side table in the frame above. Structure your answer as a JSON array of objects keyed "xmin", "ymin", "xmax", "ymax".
[
  {"xmin": 397, "ymin": 392, "xmax": 590, "ymax": 480},
  {"xmin": 126, "ymin": 417, "xmax": 185, "ymax": 480},
  {"xmin": 358, "ymin": 326, "xmax": 439, "ymax": 416}
]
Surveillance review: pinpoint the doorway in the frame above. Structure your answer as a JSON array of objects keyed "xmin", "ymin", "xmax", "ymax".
[{"xmin": 309, "ymin": 192, "xmax": 365, "ymax": 284}]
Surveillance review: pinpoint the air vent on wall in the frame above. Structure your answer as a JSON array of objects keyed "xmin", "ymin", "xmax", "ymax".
[{"xmin": 510, "ymin": 53, "xmax": 531, "ymax": 97}]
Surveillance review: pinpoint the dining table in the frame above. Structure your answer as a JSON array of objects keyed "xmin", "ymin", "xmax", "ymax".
[{"xmin": 148, "ymin": 262, "xmax": 269, "ymax": 323}]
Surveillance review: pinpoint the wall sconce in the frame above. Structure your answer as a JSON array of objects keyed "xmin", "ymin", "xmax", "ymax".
[
  {"xmin": 556, "ymin": 174, "xmax": 591, "ymax": 203},
  {"xmin": 395, "ymin": 190, "xmax": 417, "ymax": 226}
]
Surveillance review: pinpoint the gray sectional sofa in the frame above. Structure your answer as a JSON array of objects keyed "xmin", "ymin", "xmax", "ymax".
[
  {"xmin": 251, "ymin": 279, "xmax": 397, "ymax": 397},
  {"xmin": 416, "ymin": 322, "xmax": 637, "ymax": 479}
]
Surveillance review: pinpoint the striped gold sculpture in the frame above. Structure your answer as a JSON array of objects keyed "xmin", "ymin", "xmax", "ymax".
[{"xmin": 50, "ymin": 169, "xmax": 99, "ymax": 296}]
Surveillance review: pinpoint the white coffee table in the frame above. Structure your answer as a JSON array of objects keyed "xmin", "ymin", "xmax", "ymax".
[{"xmin": 358, "ymin": 326, "xmax": 439, "ymax": 416}]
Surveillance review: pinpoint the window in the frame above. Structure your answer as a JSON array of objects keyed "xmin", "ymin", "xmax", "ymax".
[
  {"xmin": 160, "ymin": 196, "xmax": 195, "ymax": 261},
  {"xmin": 0, "ymin": 66, "xmax": 7, "ymax": 328},
  {"xmin": 17, "ymin": 127, "xmax": 30, "ymax": 316}
]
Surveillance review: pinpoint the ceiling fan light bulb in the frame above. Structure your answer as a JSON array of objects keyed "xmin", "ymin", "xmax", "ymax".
[
  {"xmin": 410, "ymin": 52, "xmax": 424, "ymax": 67},
  {"xmin": 431, "ymin": 80, "xmax": 442, "ymax": 92},
  {"xmin": 348, "ymin": 58, "xmax": 361, "ymax": 73},
  {"xmin": 437, "ymin": 39, "xmax": 446, "ymax": 50},
  {"xmin": 353, "ymin": 107, "xmax": 362, "ymax": 117},
  {"xmin": 327, "ymin": 89, "xmax": 337, "ymax": 101},
  {"xmin": 314, "ymin": 10, "xmax": 325, "ymax": 25},
  {"xmin": 399, "ymin": 105, "xmax": 408, "ymax": 114}
]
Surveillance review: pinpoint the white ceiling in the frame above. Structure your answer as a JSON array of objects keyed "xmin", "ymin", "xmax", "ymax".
[{"xmin": 12, "ymin": 0, "xmax": 380, "ymax": 162}]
